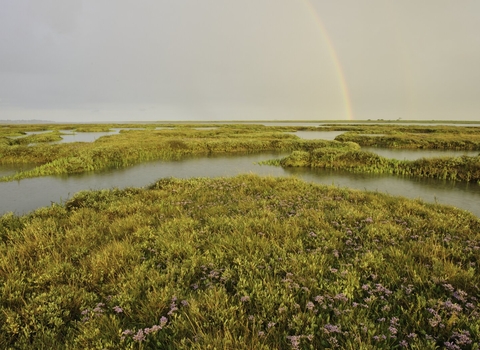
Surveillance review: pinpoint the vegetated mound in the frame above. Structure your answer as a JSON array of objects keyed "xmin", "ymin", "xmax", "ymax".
[
  {"xmin": 280, "ymin": 147, "xmax": 480, "ymax": 182},
  {"xmin": 335, "ymin": 130, "xmax": 480, "ymax": 150},
  {"xmin": 1, "ymin": 175, "xmax": 479, "ymax": 349}
]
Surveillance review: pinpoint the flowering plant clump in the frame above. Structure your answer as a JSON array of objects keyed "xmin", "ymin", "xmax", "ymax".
[{"xmin": 1, "ymin": 174, "xmax": 479, "ymax": 349}]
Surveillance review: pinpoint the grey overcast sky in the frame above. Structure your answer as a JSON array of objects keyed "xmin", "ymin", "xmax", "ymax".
[{"xmin": 1, "ymin": 0, "xmax": 480, "ymax": 122}]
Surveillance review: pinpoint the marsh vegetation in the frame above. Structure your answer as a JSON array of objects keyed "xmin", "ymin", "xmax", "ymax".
[
  {"xmin": 271, "ymin": 147, "xmax": 480, "ymax": 183},
  {"xmin": 1, "ymin": 122, "xmax": 480, "ymax": 349},
  {"xmin": 1, "ymin": 123, "xmax": 480, "ymax": 182},
  {"xmin": 1, "ymin": 175, "xmax": 479, "ymax": 349}
]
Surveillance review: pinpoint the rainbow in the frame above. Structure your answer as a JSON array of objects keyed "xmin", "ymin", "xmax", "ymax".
[{"xmin": 302, "ymin": 0, "xmax": 354, "ymax": 121}]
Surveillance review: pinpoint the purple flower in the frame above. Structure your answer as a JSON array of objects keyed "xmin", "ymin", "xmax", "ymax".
[
  {"xmin": 388, "ymin": 326, "xmax": 398, "ymax": 335},
  {"xmin": 444, "ymin": 300, "xmax": 462, "ymax": 313},
  {"xmin": 159, "ymin": 316, "xmax": 168, "ymax": 327},
  {"xmin": 167, "ymin": 307, "xmax": 178, "ymax": 315},
  {"xmin": 453, "ymin": 290, "xmax": 468, "ymax": 302},
  {"xmin": 122, "ymin": 329, "xmax": 133, "ymax": 336},
  {"xmin": 113, "ymin": 306, "xmax": 123, "ymax": 313},
  {"xmin": 306, "ymin": 302, "xmax": 315, "ymax": 310},
  {"xmin": 133, "ymin": 329, "xmax": 145, "ymax": 342},
  {"xmin": 443, "ymin": 283, "xmax": 455, "ymax": 292},
  {"xmin": 92, "ymin": 307, "xmax": 104, "ymax": 314},
  {"xmin": 287, "ymin": 335, "xmax": 301, "ymax": 350},
  {"xmin": 428, "ymin": 314, "xmax": 442, "ymax": 327},
  {"xmin": 334, "ymin": 293, "xmax": 348, "ymax": 302},
  {"xmin": 451, "ymin": 330, "xmax": 472, "ymax": 346},
  {"xmin": 323, "ymin": 324, "xmax": 341, "ymax": 334},
  {"xmin": 240, "ymin": 295, "xmax": 250, "ymax": 302},
  {"xmin": 444, "ymin": 342, "xmax": 461, "ymax": 350}
]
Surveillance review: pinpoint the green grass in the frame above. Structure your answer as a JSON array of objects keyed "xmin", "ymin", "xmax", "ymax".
[
  {"xmin": 271, "ymin": 147, "xmax": 480, "ymax": 183},
  {"xmin": 2, "ymin": 123, "xmax": 480, "ymax": 181},
  {"xmin": 0, "ymin": 125, "xmax": 341, "ymax": 181},
  {"xmin": 335, "ymin": 129, "xmax": 480, "ymax": 150},
  {"xmin": 1, "ymin": 175, "xmax": 479, "ymax": 349}
]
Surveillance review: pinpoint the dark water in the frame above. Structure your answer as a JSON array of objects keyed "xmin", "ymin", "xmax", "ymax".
[
  {"xmin": 0, "ymin": 163, "xmax": 38, "ymax": 178},
  {"xmin": 283, "ymin": 167, "xmax": 480, "ymax": 217},
  {"xmin": 287, "ymin": 132, "xmax": 479, "ymax": 160},
  {"xmin": 1, "ymin": 151, "xmax": 479, "ymax": 217}
]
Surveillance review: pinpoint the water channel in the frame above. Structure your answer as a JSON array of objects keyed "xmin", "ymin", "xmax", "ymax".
[
  {"xmin": 290, "ymin": 131, "xmax": 480, "ymax": 159},
  {"xmin": 2, "ymin": 128, "xmax": 480, "ymax": 217},
  {"xmin": 1, "ymin": 151, "xmax": 480, "ymax": 217}
]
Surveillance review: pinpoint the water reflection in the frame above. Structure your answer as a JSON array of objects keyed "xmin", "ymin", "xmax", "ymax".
[
  {"xmin": 0, "ymin": 163, "xmax": 38, "ymax": 178},
  {"xmin": 1, "ymin": 151, "xmax": 479, "ymax": 217},
  {"xmin": 283, "ymin": 167, "xmax": 480, "ymax": 217},
  {"xmin": 53, "ymin": 128, "xmax": 145, "ymax": 144},
  {"xmin": 55, "ymin": 131, "xmax": 118, "ymax": 143},
  {"xmin": 0, "ymin": 152, "xmax": 288, "ymax": 216}
]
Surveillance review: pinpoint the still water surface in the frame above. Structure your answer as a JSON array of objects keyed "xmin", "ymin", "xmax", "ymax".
[
  {"xmin": 289, "ymin": 131, "xmax": 480, "ymax": 160},
  {"xmin": 1, "ymin": 151, "xmax": 479, "ymax": 217},
  {"xmin": 288, "ymin": 131, "xmax": 345, "ymax": 140},
  {"xmin": 0, "ymin": 163, "xmax": 38, "ymax": 178}
]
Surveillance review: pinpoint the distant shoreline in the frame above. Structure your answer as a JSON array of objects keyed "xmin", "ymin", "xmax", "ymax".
[{"xmin": 1, "ymin": 119, "xmax": 480, "ymax": 125}]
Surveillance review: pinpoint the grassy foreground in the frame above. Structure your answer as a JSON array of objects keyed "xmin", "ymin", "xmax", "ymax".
[
  {"xmin": 1, "ymin": 175, "xmax": 479, "ymax": 349},
  {"xmin": 272, "ymin": 147, "xmax": 480, "ymax": 183}
]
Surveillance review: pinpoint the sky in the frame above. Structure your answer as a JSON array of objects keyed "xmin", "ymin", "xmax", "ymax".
[{"xmin": 1, "ymin": 0, "xmax": 480, "ymax": 122}]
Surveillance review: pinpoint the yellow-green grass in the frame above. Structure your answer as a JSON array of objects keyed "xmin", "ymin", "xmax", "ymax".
[
  {"xmin": 2, "ymin": 123, "xmax": 480, "ymax": 182},
  {"xmin": 335, "ymin": 130, "xmax": 480, "ymax": 150},
  {"xmin": 0, "ymin": 125, "xmax": 342, "ymax": 181},
  {"xmin": 1, "ymin": 174, "xmax": 479, "ymax": 349},
  {"xmin": 273, "ymin": 147, "xmax": 480, "ymax": 183}
]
